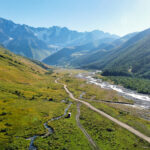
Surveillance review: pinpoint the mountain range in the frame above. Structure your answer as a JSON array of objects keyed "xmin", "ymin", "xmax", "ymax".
[
  {"xmin": 43, "ymin": 37, "xmax": 115, "ymax": 66},
  {"xmin": 75, "ymin": 28, "xmax": 150, "ymax": 79},
  {"xmin": 43, "ymin": 26, "xmax": 150, "ymax": 79},
  {"xmin": 43, "ymin": 32, "xmax": 137, "ymax": 67},
  {"xmin": 0, "ymin": 17, "xmax": 118, "ymax": 60},
  {"xmin": 1, "ymin": 17, "xmax": 150, "ymax": 79}
]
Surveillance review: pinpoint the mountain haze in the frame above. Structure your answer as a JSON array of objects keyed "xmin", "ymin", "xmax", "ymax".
[
  {"xmin": 44, "ymin": 31, "xmax": 138, "ymax": 67},
  {"xmin": 81, "ymin": 28, "xmax": 150, "ymax": 79},
  {"xmin": 71, "ymin": 32, "xmax": 138, "ymax": 67},
  {"xmin": 43, "ymin": 38, "xmax": 115, "ymax": 66},
  {"xmin": 0, "ymin": 17, "xmax": 119, "ymax": 60}
]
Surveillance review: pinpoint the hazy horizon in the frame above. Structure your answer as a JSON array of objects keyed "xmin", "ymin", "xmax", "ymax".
[{"xmin": 0, "ymin": 0, "xmax": 150, "ymax": 36}]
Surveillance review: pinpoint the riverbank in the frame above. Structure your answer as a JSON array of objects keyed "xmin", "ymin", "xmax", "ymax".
[
  {"xmin": 60, "ymin": 71, "xmax": 150, "ymax": 138},
  {"xmin": 77, "ymin": 73, "xmax": 150, "ymax": 109}
]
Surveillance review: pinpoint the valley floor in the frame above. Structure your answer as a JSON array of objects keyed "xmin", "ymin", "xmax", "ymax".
[{"xmin": 0, "ymin": 64, "xmax": 150, "ymax": 149}]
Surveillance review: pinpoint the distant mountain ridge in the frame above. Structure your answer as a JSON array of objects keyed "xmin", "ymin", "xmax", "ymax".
[
  {"xmin": 31, "ymin": 26, "xmax": 118, "ymax": 47},
  {"xmin": 0, "ymin": 17, "xmax": 119, "ymax": 60},
  {"xmin": 43, "ymin": 26, "xmax": 150, "ymax": 80},
  {"xmin": 70, "ymin": 32, "xmax": 138, "ymax": 67},
  {"xmin": 43, "ymin": 37, "xmax": 116, "ymax": 66},
  {"xmin": 79, "ymin": 28, "xmax": 150, "ymax": 79},
  {"xmin": 43, "ymin": 32, "xmax": 138, "ymax": 67}
]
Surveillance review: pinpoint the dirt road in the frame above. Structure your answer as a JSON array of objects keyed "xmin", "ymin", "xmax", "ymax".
[
  {"xmin": 76, "ymin": 103, "xmax": 100, "ymax": 150},
  {"xmin": 63, "ymin": 84, "xmax": 150, "ymax": 144}
]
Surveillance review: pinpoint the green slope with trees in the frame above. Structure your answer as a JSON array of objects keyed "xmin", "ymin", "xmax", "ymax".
[{"xmin": 82, "ymin": 28, "xmax": 150, "ymax": 79}]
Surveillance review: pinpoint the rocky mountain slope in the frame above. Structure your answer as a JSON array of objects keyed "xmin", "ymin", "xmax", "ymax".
[{"xmin": 0, "ymin": 17, "xmax": 119, "ymax": 60}]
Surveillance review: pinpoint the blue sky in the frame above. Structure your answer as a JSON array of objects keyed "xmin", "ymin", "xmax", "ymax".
[{"xmin": 0, "ymin": 0, "xmax": 150, "ymax": 36}]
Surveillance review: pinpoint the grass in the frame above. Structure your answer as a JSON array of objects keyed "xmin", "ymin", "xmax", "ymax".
[
  {"xmin": 61, "ymin": 72, "xmax": 150, "ymax": 137},
  {"xmin": 34, "ymin": 103, "xmax": 92, "ymax": 150},
  {"xmin": 80, "ymin": 104, "xmax": 150, "ymax": 150},
  {"xmin": 0, "ymin": 48, "xmax": 69, "ymax": 149},
  {"xmin": 0, "ymin": 48, "xmax": 91, "ymax": 149},
  {"xmin": 97, "ymin": 74, "xmax": 150, "ymax": 94},
  {"xmin": 0, "ymin": 99, "xmax": 66, "ymax": 149},
  {"xmin": 62, "ymin": 75, "xmax": 133, "ymax": 103},
  {"xmin": 0, "ymin": 47, "xmax": 150, "ymax": 149},
  {"xmin": 86, "ymin": 101, "xmax": 150, "ymax": 137}
]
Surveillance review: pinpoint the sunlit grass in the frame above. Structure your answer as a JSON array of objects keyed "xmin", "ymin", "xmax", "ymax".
[{"xmin": 80, "ymin": 105, "xmax": 150, "ymax": 150}]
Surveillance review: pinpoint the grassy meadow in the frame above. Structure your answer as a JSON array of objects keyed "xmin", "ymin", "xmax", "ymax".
[
  {"xmin": 61, "ymin": 72, "xmax": 150, "ymax": 139},
  {"xmin": 34, "ymin": 104, "xmax": 92, "ymax": 150},
  {"xmin": 0, "ymin": 48, "xmax": 91, "ymax": 149},
  {"xmin": 0, "ymin": 48, "xmax": 150, "ymax": 149},
  {"xmin": 80, "ymin": 104, "xmax": 150, "ymax": 150}
]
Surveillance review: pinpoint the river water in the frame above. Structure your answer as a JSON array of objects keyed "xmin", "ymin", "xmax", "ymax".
[
  {"xmin": 27, "ymin": 102, "xmax": 72, "ymax": 150},
  {"xmin": 77, "ymin": 73, "xmax": 150, "ymax": 109}
]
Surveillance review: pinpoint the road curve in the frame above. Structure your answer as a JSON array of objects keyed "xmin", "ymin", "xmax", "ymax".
[{"xmin": 60, "ymin": 81, "xmax": 150, "ymax": 144}]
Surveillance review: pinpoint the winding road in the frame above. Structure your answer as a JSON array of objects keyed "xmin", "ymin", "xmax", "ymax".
[{"xmin": 56, "ymin": 78, "xmax": 150, "ymax": 144}]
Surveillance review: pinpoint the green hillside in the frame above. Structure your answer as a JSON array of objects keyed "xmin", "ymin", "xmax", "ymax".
[
  {"xmin": 71, "ymin": 32, "xmax": 138, "ymax": 68},
  {"xmin": 82, "ymin": 28, "xmax": 150, "ymax": 79},
  {"xmin": 0, "ymin": 47, "xmax": 150, "ymax": 149},
  {"xmin": 43, "ymin": 38, "xmax": 115, "ymax": 67},
  {"xmin": 0, "ymin": 47, "xmax": 91, "ymax": 149},
  {"xmin": 101, "ymin": 29, "xmax": 150, "ymax": 79}
]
